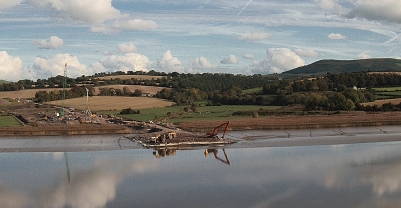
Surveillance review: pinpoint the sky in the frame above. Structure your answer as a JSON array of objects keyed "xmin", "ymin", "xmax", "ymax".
[{"xmin": 1, "ymin": 0, "xmax": 401, "ymax": 81}]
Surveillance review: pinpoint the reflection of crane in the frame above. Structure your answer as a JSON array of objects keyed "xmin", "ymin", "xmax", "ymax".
[
  {"xmin": 64, "ymin": 152, "xmax": 70, "ymax": 184},
  {"xmin": 153, "ymin": 149, "xmax": 176, "ymax": 158},
  {"xmin": 206, "ymin": 121, "xmax": 230, "ymax": 138},
  {"xmin": 204, "ymin": 149, "xmax": 230, "ymax": 165},
  {"xmin": 150, "ymin": 148, "xmax": 231, "ymax": 165}
]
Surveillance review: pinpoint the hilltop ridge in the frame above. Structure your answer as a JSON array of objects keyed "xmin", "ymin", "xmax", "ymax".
[{"xmin": 283, "ymin": 58, "xmax": 401, "ymax": 76}]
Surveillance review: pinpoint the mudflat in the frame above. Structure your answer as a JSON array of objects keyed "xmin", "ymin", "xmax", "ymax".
[{"xmin": 178, "ymin": 111, "xmax": 401, "ymax": 132}]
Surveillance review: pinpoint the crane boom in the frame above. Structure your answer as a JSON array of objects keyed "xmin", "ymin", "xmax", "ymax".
[{"xmin": 206, "ymin": 121, "xmax": 230, "ymax": 138}]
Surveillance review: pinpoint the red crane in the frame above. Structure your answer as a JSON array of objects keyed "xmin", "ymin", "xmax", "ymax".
[{"xmin": 206, "ymin": 121, "xmax": 230, "ymax": 138}]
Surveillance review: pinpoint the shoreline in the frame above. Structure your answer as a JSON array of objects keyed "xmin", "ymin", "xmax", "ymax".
[
  {"xmin": 178, "ymin": 111, "xmax": 401, "ymax": 132},
  {"xmin": 0, "ymin": 125, "xmax": 132, "ymax": 136},
  {"xmin": 2, "ymin": 111, "xmax": 401, "ymax": 136}
]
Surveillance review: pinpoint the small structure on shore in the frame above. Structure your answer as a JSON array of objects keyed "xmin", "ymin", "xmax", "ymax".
[{"xmin": 125, "ymin": 121, "xmax": 236, "ymax": 149}]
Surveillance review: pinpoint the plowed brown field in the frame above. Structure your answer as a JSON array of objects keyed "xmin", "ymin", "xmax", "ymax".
[
  {"xmin": 0, "ymin": 89, "xmax": 61, "ymax": 99},
  {"xmin": 361, "ymin": 98, "xmax": 401, "ymax": 106},
  {"xmin": 0, "ymin": 85, "xmax": 165, "ymax": 99},
  {"xmin": 47, "ymin": 96, "xmax": 174, "ymax": 111}
]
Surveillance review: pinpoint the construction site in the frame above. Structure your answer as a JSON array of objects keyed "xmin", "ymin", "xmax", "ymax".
[
  {"xmin": 124, "ymin": 121, "xmax": 235, "ymax": 149},
  {"xmin": 0, "ymin": 63, "xmax": 238, "ymax": 148}
]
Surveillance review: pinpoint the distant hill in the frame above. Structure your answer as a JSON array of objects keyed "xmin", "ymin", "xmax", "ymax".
[
  {"xmin": 0, "ymin": 80, "xmax": 10, "ymax": 84},
  {"xmin": 283, "ymin": 58, "xmax": 401, "ymax": 76}
]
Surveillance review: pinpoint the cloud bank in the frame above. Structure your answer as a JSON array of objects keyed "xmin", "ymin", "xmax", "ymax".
[
  {"xmin": 95, "ymin": 53, "xmax": 150, "ymax": 73},
  {"xmin": 294, "ymin": 49, "xmax": 319, "ymax": 57},
  {"xmin": 33, "ymin": 54, "xmax": 91, "ymax": 79},
  {"xmin": 220, "ymin": 55, "xmax": 238, "ymax": 64},
  {"xmin": 32, "ymin": 36, "xmax": 64, "ymax": 49},
  {"xmin": 0, "ymin": 0, "xmax": 22, "ymax": 10},
  {"xmin": 151, "ymin": 50, "xmax": 184, "ymax": 73},
  {"xmin": 29, "ymin": 0, "xmax": 121, "ymax": 24},
  {"xmin": 116, "ymin": 44, "xmax": 137, "ymax": 53},
  {"xmin": 347, "ymin": 0, "xmax": 401, "ymax": 24},
  {"xmin": 328, "ymin": 33, "xmax": 346, "ymax": 40},
  {"xmin": 0, "ymin": 51, "xmax": 24, "ymax": 81},
  {"xmin": 251, "ymin": 48, "xmax": 305, "ymax": 74},
  {"xmin": 238, "ymin": 32, "xmax": 270, "ymax": 42},
  {"xmin": 189, "ymin": 57, "xmax": 217, "ymax": 72}
]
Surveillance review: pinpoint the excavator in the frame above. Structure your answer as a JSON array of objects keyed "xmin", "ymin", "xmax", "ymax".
[
  {"xmin": 206, "ymin": 121, "xmax": 230, "ymax": 139},
  {"xmin": 204, "ymin": 149, "xmax": 230, "ymax": 165}
]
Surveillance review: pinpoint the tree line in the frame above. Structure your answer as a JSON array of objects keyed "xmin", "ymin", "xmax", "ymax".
[{"xmin": 8, "ymin": 70, "xmax": 401, "ymax": 112}]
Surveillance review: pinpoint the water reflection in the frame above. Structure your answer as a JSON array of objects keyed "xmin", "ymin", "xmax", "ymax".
[
  {"xmin": 152, "ymin": 149, "xmax": 177, "ymax": 158},
  {"xmin": 153, "ymin": 148, "xmax": 231, "ymax": 165},
  {"xmin": 204, "ymin": 149, "xmax": 230, "ymax": 165},
  {"xmin": 1, "ymin": 134, "xmax": 401, "ymax": 207}
]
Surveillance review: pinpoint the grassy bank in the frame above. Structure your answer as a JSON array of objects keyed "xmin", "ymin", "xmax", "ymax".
[
  {"xmin": 98, "ymin": 105, "xmax": 282, "ymax": 123},
  {"xmin": 0, "ymin": 116, "xmax": 24, "ymax": 127}
]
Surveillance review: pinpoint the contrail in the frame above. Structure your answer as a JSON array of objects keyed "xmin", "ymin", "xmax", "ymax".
[{"xmin": 237, "ymin": 0, "xmax": 253, "ymax": 16}]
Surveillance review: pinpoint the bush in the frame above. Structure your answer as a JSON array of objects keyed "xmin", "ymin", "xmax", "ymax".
[{"xmin": 120, "ymin": 108, "xmax": 140, "ymax": 115}]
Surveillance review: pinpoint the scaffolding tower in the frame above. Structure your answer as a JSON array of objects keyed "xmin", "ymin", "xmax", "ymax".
[
  {"xmin": 61, "ymin": 63, "xmax": 67, "ymax": 117},
  {"xmin": 84, "ymin": 88, "xmax": 92, "ymax": 118}
]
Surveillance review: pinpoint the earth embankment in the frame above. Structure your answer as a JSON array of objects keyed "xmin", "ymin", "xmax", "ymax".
[
  {"xmin": 178, "ymin": 111, "xmax": 401, "ymax": 132},
  {"xmin": 0, "ymin": 125, "xmax": 132, "ymax": 136}
]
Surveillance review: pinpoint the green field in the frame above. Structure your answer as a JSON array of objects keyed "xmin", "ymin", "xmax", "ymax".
[
  {"xmin": 373, "ymin": 87, "xmax": 401, "ymax": 91},
  {"xmin": 372, "ymin": 87, "xmax": 401, "ymax": 100},
  {"xmin": 98, "ymin": 105, "xmax": 281, "ymax": 123},
  {"xmin": 242, "ymin": 87, "xmax": 263, "ymax": 94},
  {"xmin": 0, "ymin": 116, "xmax": 23, "ymax": 127}
]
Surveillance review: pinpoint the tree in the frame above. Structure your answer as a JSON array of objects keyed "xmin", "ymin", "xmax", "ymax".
[
  {"xmin": 133, "ymin": 89, "xmax": 142, "ymax": 97},
  {"xmin": 305, "ymin": 93, "xmax": 327, "ymax": 110},
  {"xmin": 122, "ymin": 87, "xmax": 132, "ymax": 96}
]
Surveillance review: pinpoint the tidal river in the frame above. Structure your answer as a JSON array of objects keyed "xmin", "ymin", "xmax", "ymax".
[{"xmin": 1, "ymin": 126, "xmax": 401, "ymax": 207}]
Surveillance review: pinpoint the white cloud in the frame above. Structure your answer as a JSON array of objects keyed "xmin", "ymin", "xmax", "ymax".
[
  {"xmin": 37, "ymin": 162, "xmax": 122, "ymax": 208},
  {"xmin": 116, "ymin": 44, "xmax": 137, "ymax": 53},
  {"xmin": 90, "ymin": 25, "xmax": 117, "ymax": 34},
  {"xmin": 0, "ymin": 0, "xmax": 22, "ymax": 10},
  {"xmin": 189, "ymin": 56, "xmax": 217, "ymax": 70},
  {"xmin": 114, "ymin": 19, "xmax": 158, "ymax": 31},
  {"xmin": 91, "ymin": 19, "xmax": 159, "ymax": 34},
  {"xmin": 294, "ymin": 49, "xmax": 319, "ymax": 57},
  {"xmin": 0, "ymin": 51, "xmax": 25, "ymax": 81},
  {"xmin": 328, "ymin": 33, "xmax": 346, "ymax": 40},
  {"xmin": 0, "ymin": 183, "xmax": 28, "ymax": 208},
  {"xmin": 315, "ymin": 0, "xmax": 337, "ymax": 10},
  {"xmin": 95, "ymin": 53, "xmax": 150, "ymax": 73},
  {"xmin": 242, "ymin": 54, "xmax": 254, "ymax": 59},
  {"xmin": 33, "ymin": 54, "xmax": 91, "ymax": 78},
  {"xmin": 151, "ymin": 50, "xmax": 184, "ymax": 73},
  {"xmin": 220, "ymin": 55, "xmax": 238, "ymax": 64},
  {"xmin": 347, "ymin": 0, "xmax": 401, "ymax": 24},
  {"xmin": 103, "ymin": 50, "xmax": 113, "ymax": 56},
  {"xmin": 32, "ymin": 36, "xmax": 64, "ymax": 49},
  {"xmin": 251, "ymin": 48, "xmax": 305, "ymax": 74},
  {"xmin": 30, "ymin": 0, "xmax": 121, "ymax": 24},
  {"xmin": 356, "ymin": 52, "xmax": 371, "ymax": 59},
  {"xmin": 238, "ymin": 32, "xmax": 270, "ymax": 42},
  {"xmin": 37, "ymin": 158, "xmax": 159, "ymax": 208}
]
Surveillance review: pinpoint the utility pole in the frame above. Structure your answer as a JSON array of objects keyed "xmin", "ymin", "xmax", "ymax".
[{"xmin": 61, "ymin": 63, "xmax": 67, "ymax": 117}]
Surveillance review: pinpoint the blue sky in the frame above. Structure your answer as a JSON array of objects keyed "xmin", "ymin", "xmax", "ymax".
[{"xmin": 1, "ymin": 0, "xmax": 401, "ymax": 81}]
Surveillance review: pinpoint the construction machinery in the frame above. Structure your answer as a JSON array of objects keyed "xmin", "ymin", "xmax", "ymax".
[
  {"xmin": 151, "ymin": 131, "xmax": 177, "ymax": 144},
  {"xmin": 204, "ymin": 149, "xmax": 230, "ymax": 165},
  {"xmin": 206, "ymin": 121, "xmax": 230, "ymax": 138}
]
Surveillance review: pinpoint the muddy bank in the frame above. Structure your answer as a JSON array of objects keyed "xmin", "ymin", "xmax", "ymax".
[
  {"xmin": 0, "ymin": 125, "xmax": 132, "ymax": 136},
  {"xmin": 3, "ymin": 111, "xmax": 401, "ymax": 136},
  {"xmin": 178, "ymin": 111, "xmax": 401, "ymax": 132}
]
